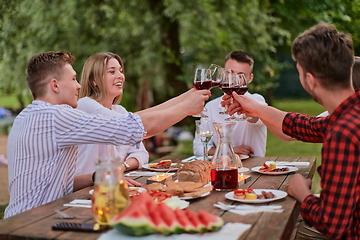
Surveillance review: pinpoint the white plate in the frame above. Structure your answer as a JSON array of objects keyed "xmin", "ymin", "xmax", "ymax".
[
  {"xmin": 163, "ymin": 197, "xmax": 190, "ymax": 209},
  {"xmin": 179, "ymin": 191, "xmax": 211, "ymax": 200},
  {"xmin": 88, "ymin": 187, "xmax": 146, "ymax": 195},
  {"xmin": 142, "ymin": 163, "xmax": 180, "ymax": 172},
  {"xmin": 238, "ymin": 167, "xmax": 249, "ymax": 173},
  {"xmin": 251, "ymin": 166, "xmax": 298, "ymax": 175},
  {"xmin": 225, "ymin": 189, "xmax": 288, "ymax": 203},
  {"xmin": 240, "ymin": 155, "xmax": 250, "ymax": 160}
]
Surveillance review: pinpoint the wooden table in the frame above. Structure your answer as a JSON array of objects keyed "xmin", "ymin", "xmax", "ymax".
[{"xmin": 0, "ymin": 156, "xmax": 316, "ymax": 240}]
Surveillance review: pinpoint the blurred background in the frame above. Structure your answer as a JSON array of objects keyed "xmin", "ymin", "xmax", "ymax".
[{"xmin": 1, "ymin": 1, "xmax": 359, "ymax": 213}]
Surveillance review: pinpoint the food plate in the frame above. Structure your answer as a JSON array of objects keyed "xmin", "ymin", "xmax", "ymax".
[
  {"xmin": 225, "ymin": 189, "xmax": 287, "ymax": 203},
  {"xmin": 251, "ymin": 166, "xmax": 298, "ymax": 175},
  {"xmin": 179, "ymin": 191, "xmax": 211, "ymax": 200},
  {"xmin": 142, "ymin": 163, "xmax": 181, "ymax": 172},
  {"xmin": 163, "ymin": 197, "xmax": 190, "ymax": 209},
  {"xmin": 238, "ymin": 167, "xmax": 249, "ymax": 173},
  {"xmin": 89, "ymin": 187, "xmax": 146, "ymax": 195},
  {"xmin": 240, "ymin": 155, "xmax": 250, "ymax": 160}
]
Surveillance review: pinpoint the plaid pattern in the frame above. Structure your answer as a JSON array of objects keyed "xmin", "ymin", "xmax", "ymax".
[{"xmin": 283, "ymin": 91, "xmax": 360, "ymax": 240}]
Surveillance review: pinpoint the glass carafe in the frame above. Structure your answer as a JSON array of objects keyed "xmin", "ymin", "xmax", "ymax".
[
  {"xmin": 211, "ymin": 121, "xmax": 238, "ymax": 191},
  {"xmin": 91, "ymin": 161, "xmax": 129, "ymax": 225}
]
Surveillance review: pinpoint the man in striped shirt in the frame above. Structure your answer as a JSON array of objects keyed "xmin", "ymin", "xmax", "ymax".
[
  {"xmin": 225, "ymin": 23, "xmax": 359, "ymax": 239},
  {"xmin": 5, "ymin": 51, "xmax": 210, "ymax": 218}
]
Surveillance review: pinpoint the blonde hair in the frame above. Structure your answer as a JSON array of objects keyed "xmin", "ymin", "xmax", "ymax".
[{"xmin": 79, "ymin": 52, "xmax": 124, "ymax": 105}]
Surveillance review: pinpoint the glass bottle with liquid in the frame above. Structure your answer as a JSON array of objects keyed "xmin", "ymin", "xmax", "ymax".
[
  {"xmin": 211, "ymin": 121, "xmax": 239, "ymax": 191},
  {"xmin": 91, "ymin": 161, "xmax": 129, "ymax": 225}
]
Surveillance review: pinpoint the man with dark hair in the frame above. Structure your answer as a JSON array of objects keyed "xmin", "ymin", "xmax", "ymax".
[
  {"xmin": 5, "ymin": 51, "xmax": 210, "ymax": 218},
  {"xmin": 225, "ymin": 23, "xmax": 359, "ymax": 239},
  {"xmin": 193, "ymin": 50, "xmax": 267, "ymax": 159}
]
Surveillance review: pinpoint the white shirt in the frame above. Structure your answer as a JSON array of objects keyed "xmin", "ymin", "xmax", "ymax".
[
  {"xmin": 5, "ymin": 100, "xmax": 145, "ymax": 218},
  {"xmin": 75, "ymin": 97, "xmax": 149, "ymax": 175},
  {"xmin": 193, "ymin": 92, "xmax": 268, "ymax": 157}
]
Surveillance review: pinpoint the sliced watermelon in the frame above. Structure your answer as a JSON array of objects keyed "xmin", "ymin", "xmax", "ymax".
[
  {"xmin": 111, "ymin": 206, "xmax": 156, "ymax": 236},
  {"xmin": 157, "ymin": 202, "xmax": 184, "ymax": 234},
  {"xmin": 184, "ymin": 209, "xmax": 207, "ymax": 233},
  {"xmin": 197, "ymin": 210, "xmax": 224, "ymax": 231},
  {"xmin": 147, "ymin": 201, "xmax": 172, "ymax": 235},
  {"xmin": 110, "ymin": 192, "xmax": 156, "ymax": 236},
  {"xmin": 174, "ymin": 208, "xmax": 196, "ymax": 232}
]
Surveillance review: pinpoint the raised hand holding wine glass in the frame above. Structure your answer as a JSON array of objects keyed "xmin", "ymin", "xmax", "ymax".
[
  {"xmin": 195, "ymin": 119, "xmax": 214, "ymax": 161},
  {"xmin": 221, "ymin": 71, "xmax": 248, "ymax": 121},
  {"xmin": 192, "ymin": 68, "xmax": 212, "ymax": 118}
]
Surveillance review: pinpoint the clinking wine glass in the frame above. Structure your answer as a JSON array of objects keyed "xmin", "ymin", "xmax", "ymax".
[
  {"xmin": 192, "ymin": 68, "xmax": 212, "ymax": 118},
  {"xmin": 208, "ymin": 64, "xmax": 223, "ymax": 89},
  {"xmin": 221, "ymin": 72, "xmax": 248, "ymax": 121},
  {"xmin": 195, "ymin": 119, "xmax": 214, "ymax": 161}
]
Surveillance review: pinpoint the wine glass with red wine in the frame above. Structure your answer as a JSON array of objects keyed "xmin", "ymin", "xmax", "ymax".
[
  {"xmin": 221, "ymin": 72, "xmax": 248, "ymax": 121},
  {"xmin": 208, "ymin": 64, "xmax": 223, "ymax": 89},
  {"xmin": 192, "ymin": 68, "xmax": 212, "ymax": 118}
]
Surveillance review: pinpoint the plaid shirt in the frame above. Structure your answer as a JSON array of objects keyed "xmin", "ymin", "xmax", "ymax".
[{"xmin": 283, "ymin": 91, "xmax": 360, "ymax": 240}]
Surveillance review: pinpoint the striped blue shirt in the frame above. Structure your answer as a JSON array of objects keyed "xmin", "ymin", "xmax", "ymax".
[{"xmin": 5, "ymin": 100, "xmax": 145, "ymax": 218}]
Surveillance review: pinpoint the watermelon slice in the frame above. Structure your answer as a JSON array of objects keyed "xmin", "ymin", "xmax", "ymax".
[
  {"xmin": 147, "ymin": 200, "xmax": 172, "ymax": 235},
  {"xmin": 198, "ymin": 210, "xmax": 224, "ymax": 231},
  {"xmin": 110, "ymin": 191, "xmax": 224, "ymax": 236},
  {"xmin": 111, "ymin": 205, "xmax": 156, "ymax": 236},
  {"xmin": 184, "ymin": 209, "xmax": 207, "ymax": 233},
  {"xmin": 174, "ymin": 208, "xmax": 196, "ymax": 232},
  {"xmin": 110, "ymin": 192, "xmax": 156, "ymax": 236},
  {"xmin": 157, "ymin": 202, "xmax": 184, "ymax": 234}
]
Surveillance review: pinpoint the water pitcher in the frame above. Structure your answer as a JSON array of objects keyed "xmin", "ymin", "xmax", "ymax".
[{"xmin": 211, "ymin": 121, "xmax": 238, "ymax": 191}]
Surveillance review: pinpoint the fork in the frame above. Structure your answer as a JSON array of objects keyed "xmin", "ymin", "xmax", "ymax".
[
  {"xmin": 215, "ymin": 202, "xmax": 282, "ymax": 211},
  {"xmin": 54, "ymin": 209, "xmax": 93, "ymax": 219}
]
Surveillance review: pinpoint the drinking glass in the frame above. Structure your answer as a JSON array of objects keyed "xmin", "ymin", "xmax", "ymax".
[
  {"xmin": 208, "ymin": 64, "xmax": 224, "ymax": 89},
  {"xmin": 91, "ymin": 161, "xmax": 129, "ymax": 225},
  {"xmin": 192, "ymin": 68, "xmax": 212, "ymax": 118},
  {"xmin": 195, "ymin": 119, "xmax": 214, "ymax": 161},
  {"xmin": 220, "ymin": 72, "xmax": 248, "ymax": 121}
]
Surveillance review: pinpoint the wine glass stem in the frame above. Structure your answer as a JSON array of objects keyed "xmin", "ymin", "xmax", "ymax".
[{"xmin": 203, "ymin": 142, "xmax": 208, "ymax": 161}]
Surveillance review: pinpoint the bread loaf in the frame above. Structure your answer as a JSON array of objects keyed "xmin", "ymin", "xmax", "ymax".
[{"xmin": 177, "ymin": 160, "xmax": 212, "ymax": 184}]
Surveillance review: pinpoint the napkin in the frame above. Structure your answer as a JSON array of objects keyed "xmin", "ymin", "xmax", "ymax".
[
  {"xmin": 229, "ymin": 208, "xmax": 283, "ymax": 215},
  {"xmin": 97, "ymin": 222, "xmax": 251, "ymax": 240},
  {"xmin": 265, "ymin": 161, "xmax": 309, "ymax": 166},
  {"xmin": 63, "ymin": 199, "xmax": 91, "ymax": 208},
  {"xmin": 125, "ymin": 171, "xmax": 175, "ymax": 177}
]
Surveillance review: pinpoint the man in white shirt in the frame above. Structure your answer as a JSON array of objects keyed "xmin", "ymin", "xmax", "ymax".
[
  {"xmin": 5, "ymin": 51, "xmax": 210, "ymax": 218},
  {"xmin": 193, "ymin": 51, "xmax": 267, "ymax": 158}
]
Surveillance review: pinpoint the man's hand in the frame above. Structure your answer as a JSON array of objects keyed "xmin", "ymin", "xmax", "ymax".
[
  {"xmin": 288, "ymin": 173, "xmax": 312, "ymax": 203},
  {"xmin": 125, "ymin": 177, "xmax": 142, "ymax": 187},
  {"xmin": 233, "ymin": 145, "xmax": 254, "ymax": 156}
]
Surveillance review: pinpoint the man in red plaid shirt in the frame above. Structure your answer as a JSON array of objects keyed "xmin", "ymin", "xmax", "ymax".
[{"xmin": 224, "ymin": 23, "xmax": 359, "ymax": 240}]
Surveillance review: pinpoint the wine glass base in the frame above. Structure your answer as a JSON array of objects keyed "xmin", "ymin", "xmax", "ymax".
[{"xmin": 192, "ymin": 113, "xmax": 208, "ymax": 118}]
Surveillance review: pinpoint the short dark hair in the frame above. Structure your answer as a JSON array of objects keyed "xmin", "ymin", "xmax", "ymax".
[
  {"xmin": 292, "ymin": 23, "xmax": 354, "ymax": 90},
  {"xmin": 27, "ymin": 51, "xmax": 75, "ymax": 98},
  {"xmin": 225, "ymin": 50, "xmax": 254, "ymax": 70},
  {"xmin": 352, "ymin": 56, "xmax": 360, "ymax": 90}
]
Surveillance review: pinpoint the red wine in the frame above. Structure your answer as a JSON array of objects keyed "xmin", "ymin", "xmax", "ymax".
[
  {"xmin": 221, "ymin": 86, "xmax": 248, "ymax": 95},
  {"xmin": 211, "ymin": 168, "xmax": 238, "ymax": 190},
  {"xmin": 211, "ymin": 81, "xmax": 221, "ymax": 88},
  {"xmin": 221, "ymin": 86, "xmax": 239, "ymax": 95},
  {"xmin": 236, "ymin": 86, "xmax": 248, "ymax": 95},
  {"xmin": 194, "ymin": 80, "xmax": 212, "ymax": 90}
]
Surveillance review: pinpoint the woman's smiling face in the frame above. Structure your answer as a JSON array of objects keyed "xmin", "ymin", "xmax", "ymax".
[{"xmin": 104, "ymin": 58, "xmax": 125, "ymax": 99}]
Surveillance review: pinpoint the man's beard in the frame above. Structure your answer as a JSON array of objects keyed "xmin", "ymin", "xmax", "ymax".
[{"xmin": 302, "ymin": 78, "xmax": 322, "ymax": 105}]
